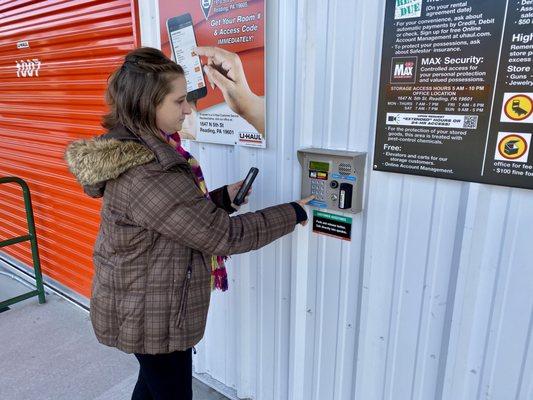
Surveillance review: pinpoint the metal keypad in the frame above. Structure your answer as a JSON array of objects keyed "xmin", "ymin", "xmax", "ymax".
[
  {"xmin": 310, "ymin": 179, "xmax": 325, "ymax": 200},
  {"xmin": 297, "ymin": 148, "xmax": 366, "ymax": 214}
]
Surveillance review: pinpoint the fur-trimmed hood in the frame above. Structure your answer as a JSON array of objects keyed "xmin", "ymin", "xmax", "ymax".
[
  {"xmin": 65, "ymin": 125, "xmax": 188, "ymax": 198},
  {"xmin": 65, "ymin": 138, "xmax": 154, "ymax": 187}
]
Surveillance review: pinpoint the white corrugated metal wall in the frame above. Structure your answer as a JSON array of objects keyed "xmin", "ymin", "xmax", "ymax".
[{"xmin": 139, "ymin": 1, "xmax": 533, "ymax": 400}]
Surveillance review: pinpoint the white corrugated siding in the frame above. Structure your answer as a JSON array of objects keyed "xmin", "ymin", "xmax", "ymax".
[{"xmin": 140, "ymin": 1, "xmax": 533, "ymax": 399}]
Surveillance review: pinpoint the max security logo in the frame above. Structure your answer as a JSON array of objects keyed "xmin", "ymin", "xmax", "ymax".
[
  {"xmin": 390, "ymin": 57, "xmax": 417, "ymax": 84},
  {"xmin": 201, "ymin": 0, "xmax": 212, "ymax": 20}
]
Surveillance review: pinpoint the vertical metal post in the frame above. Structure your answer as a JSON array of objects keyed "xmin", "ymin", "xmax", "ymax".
[
  {"xmin": 19, "ymin": 179, "xmax": 46, "ymax": 304},
  {"xmin": 0, "ymin": 177, "xmax": 46, "ymax": 306}
]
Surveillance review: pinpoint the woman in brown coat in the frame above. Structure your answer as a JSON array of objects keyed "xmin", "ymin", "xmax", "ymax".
[{"xmin": 65, "ymin": 47, "xmax": 311, "ymax": 399}]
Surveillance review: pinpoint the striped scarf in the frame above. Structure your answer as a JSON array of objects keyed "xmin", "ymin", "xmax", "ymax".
[{"xmin": 162, "ymin": 132, "xmax": 228, "ymax": 291}]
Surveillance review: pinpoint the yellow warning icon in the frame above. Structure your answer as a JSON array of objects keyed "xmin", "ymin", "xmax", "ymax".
[
  {"xmin": 497, "ymin": 134, "xmax": 528, "ymax": 160},
  {"xmin": 504, "ymin": 95, "xmax": 533, "ymax": 121}
]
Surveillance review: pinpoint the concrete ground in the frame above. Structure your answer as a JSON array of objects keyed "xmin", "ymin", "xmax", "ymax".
[{"xmin": 0, "ymin": 270, "xmax": 229, "ymax": 400}]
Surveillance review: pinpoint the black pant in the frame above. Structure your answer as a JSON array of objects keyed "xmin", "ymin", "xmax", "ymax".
[{"xmin": 132, "ymin": 349, "xmax": 193, "ymax": 400}]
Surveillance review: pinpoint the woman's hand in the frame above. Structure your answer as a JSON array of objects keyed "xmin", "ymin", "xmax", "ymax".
[
  {"xmin": 295, "ymin": 195, "xmax": 315, "ymax": 226},
  {"xmin": 194, "ymin": 46, "xmax": 265, "ymax": 135},
  {"xmin": 227, "ymin": 180, "xmax": 251, "ymax": 209}
]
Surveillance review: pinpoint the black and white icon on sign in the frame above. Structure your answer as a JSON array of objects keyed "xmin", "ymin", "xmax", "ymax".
[
  {"xmin": 512, "ymin": 100, "xmax": 528, "ymax": 117},
  {"xmin": 501, "ymin": 93, "xmax": 533, "ymax": 123},
  {"xmin": 494, "ymin": 132, "xmax": 531, "ymax": 163},
  {"xmin": 390, "ymin": 57, "xmax": 417, "ymax": 84},
  {"xmin": 504, "ymin": 140, "xmax": 520, "ymax": 156}
]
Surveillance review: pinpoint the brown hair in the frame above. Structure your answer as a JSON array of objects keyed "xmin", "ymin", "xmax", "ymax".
[{"xmin": 102, "ymin": 47, "xmax": 184, "ymax": 138}]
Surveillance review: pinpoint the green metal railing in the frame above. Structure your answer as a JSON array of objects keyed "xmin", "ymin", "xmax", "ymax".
[{"xmin": 0, "ymin": 177, "xmax": 45, "ymax": 308}]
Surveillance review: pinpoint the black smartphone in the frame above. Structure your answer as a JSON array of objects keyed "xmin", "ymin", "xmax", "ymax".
[
  {"xmin": 233, "ymin": 167, "xmax": 259, "ymax": 206},
  {"xmin": 167, "ymin": 13, "xmax": 207, "ymax": 101}
]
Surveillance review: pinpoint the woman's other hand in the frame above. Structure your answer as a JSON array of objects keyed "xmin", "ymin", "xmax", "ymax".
[{"xmin": 227, "ymin": 180, "xmax": 251, "ymax": 209}]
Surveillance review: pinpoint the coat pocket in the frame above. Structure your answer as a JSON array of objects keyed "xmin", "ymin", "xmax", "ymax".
[{"xmin": 176, "ymin": 266, "xmax": 192, "ymax": 329}]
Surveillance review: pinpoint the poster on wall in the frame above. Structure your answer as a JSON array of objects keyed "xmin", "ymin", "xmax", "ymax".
[
  {"xmin": 374, "ymin": 0, "xmax": 533, "ymax": 190},
  {"xmin": 159, "ymin": 0, "xmax": 266, "ymax": 148}
]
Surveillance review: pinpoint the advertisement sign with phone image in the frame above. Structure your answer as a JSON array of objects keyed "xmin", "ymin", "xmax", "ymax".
[
  {"xmin": 159, "ymin": 0, "xmax": 266, "ymax": 148},
  {"xmin": 167, "ymin": 13, "xmax": 207, "ymax": 102}
]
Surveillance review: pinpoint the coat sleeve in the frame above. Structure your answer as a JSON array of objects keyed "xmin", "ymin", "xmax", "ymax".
[
  {"xmin": 209, "ymin": 186, "xmax": 236, "ymax": 213},
  {"xmin": 128, "ymin": 168, "xmax": 298, "ymax": 256}
]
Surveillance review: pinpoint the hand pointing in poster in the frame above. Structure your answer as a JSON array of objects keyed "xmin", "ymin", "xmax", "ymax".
[{"xmin": 194, "ymin": 46, "xmax": 265, "ymax": 135}]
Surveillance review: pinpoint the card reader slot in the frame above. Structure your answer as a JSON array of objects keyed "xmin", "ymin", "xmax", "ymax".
[{"xmin": 338, "ymin": 183, "xmax": 353, "ymax": 209}]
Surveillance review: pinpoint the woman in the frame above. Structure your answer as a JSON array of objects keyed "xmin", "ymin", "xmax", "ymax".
[{"xmin": 65, "ymin": 47, "xmax": 311, "ymax": 399}]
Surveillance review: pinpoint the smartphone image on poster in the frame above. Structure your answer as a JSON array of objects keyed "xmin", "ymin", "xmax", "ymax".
[{"xmin": 167, "ymin": 13, "xmax": 207, "ymax": 101}]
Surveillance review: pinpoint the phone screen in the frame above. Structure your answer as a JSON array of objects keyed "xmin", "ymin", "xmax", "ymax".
[
  {"xmin": 168, "ymin": 16, "xmax": 206, "ymax": 94},
  {"xmin": 242, "ymin": 174, "xmax": 254, "ymax": 189},
  {"xmin": 242, "ymin": 168, "xmax": 259, "ymax": 190},
  {"xmin": 234, "ymin": 167, "xmax": 258, "ymax": 205}
]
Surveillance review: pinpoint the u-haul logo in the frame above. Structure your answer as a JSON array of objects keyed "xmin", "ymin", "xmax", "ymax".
[
  {"xmin": 17, "ymin": 41, "xmax": 30, "ymax": 49},
  {"xmin": 390, "ymin": 57, "xmax": 417, "ymax": 84},
  {"xmin": 16, "ymin": 59, "xmax": 41, "ymax": 78},
  {"xmin": 239, "ymin": 132, "xmax": 262, "ymax": 142}
]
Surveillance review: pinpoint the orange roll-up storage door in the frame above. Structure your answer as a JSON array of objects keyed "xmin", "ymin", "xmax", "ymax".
[{"xmin": 0, "ymin": 0, "xmax": 139, "ymax": 298}]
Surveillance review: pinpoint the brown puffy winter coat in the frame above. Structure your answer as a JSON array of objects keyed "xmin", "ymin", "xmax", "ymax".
[{"xmin": 65, "ymin": 125, "xmax": 299, "ymax": 354}]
